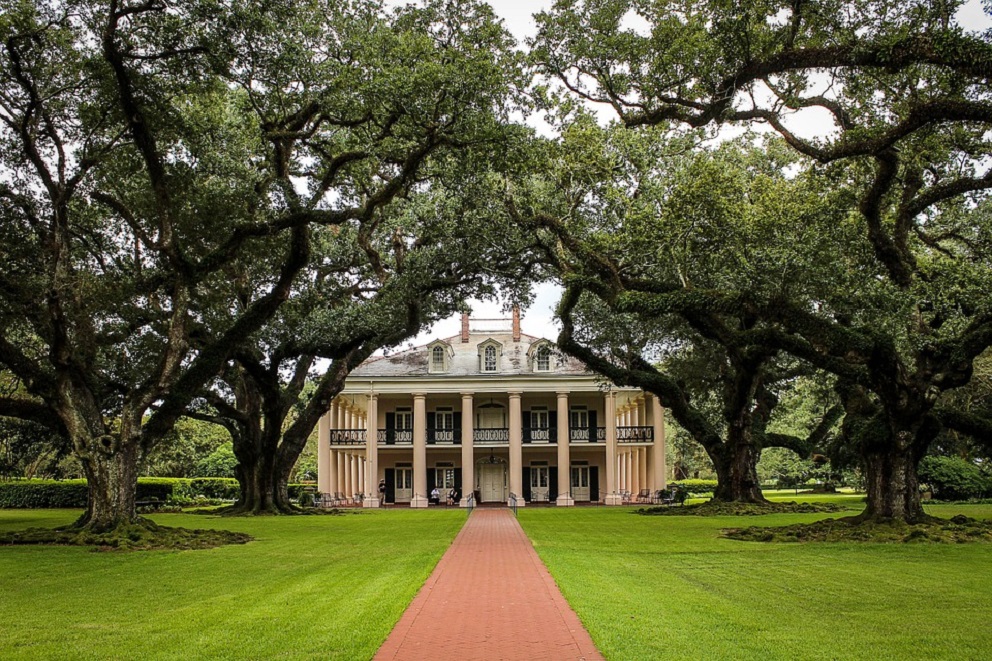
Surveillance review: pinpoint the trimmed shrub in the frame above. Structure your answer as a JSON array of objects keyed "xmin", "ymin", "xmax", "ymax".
[
  {"xmin": 0, "ymin": 477, "xmax": 243, "ymax": 508},
  {"xmin": 0, "ymin": 479, "xmax": 89, "ymax": 508},
  {"xmin": 669, "ymin": 479, "xmax": 719, "ymax": 496},
  {"xmin": 919, "ymin": 456, "xmax": 992, "ymax": 501}
]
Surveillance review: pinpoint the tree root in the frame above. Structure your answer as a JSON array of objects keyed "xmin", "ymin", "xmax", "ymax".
[
  {"xmin": 0, "ymin": 517, "xmax": 252, "ymax": 551},
  {"xmin": 723, "ymin": 514, "xmax": 992, "ymax": 543},
  {"xmin": 636, "ymin": 501, "xmax": 848, "ymax": 517}
]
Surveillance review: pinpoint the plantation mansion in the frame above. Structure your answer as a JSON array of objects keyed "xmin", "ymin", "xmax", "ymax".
[{"xmin": 317, "ymin": 311, "xmax": 667, "ymax": 507}]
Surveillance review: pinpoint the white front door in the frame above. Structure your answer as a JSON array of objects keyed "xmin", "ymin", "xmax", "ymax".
[
  {"xmin": 530, "ymin": 466, "xmax": 550, "ymax": 502},
  {"xmin": 479, "ymin": 464, "xmax": 506, "ymax": 502},
  {"xmin": 395, "ymin": 468, "xmax": 413, "ymax": 503},
  {"xmin": 571, "ymin": 466, "xmax": 590, "ymax": 502}
]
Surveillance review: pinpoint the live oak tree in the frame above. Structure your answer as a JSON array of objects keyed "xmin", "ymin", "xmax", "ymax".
[
  {"xmin": 532, "ymin": 0, "xmax": 992, "ymax": 522},
  {"xmin": 165, "ymin": 0, "xmax": 538, "ymax": 514},
  {"xmin": 0, "ymin": 0, "xmax": 529, "ymax": 533},
  {"xmin": 517, "ymin": 120, "xmax": 845, "ymax": 502}
]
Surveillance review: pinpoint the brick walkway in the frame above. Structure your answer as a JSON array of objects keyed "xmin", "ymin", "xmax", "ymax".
[{"xmin": 374, "ymin": 509, "xmax": 604, "ymax": 661}]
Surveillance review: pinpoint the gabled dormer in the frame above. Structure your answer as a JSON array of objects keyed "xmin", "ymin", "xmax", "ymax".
[
  {"xmin": 477, "ymin": 338, "xmax": 503, "ymax": 373},
  {"xmin": 427, "ymin": 339, "xmax": 453, "ymax": 374},
  {"xmin": 527, "ymin": 339, "xmax": 555, "ymax": 373}
]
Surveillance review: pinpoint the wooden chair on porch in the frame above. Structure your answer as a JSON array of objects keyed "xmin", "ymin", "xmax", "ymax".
[{"xmin": 635, "ymin": 489, "xmax": 652, "ymax": 504}]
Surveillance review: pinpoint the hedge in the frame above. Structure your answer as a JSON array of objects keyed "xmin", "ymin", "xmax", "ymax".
[
  {"xmin": 0, "ymin": 478, "xmax": 312, "ymax": 508},
  {"xmin": 668, "ymin": 479, "xmax": 719, "ymax": 496}
]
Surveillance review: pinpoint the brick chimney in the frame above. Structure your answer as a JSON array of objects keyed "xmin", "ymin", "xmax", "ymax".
[
  {"xmin": 512, "ymin": 305, "xmax": 521, "ymax": 342},
  {"xmin": 461, "ymin": 311, "xmax": 470, "ymax": 343}
]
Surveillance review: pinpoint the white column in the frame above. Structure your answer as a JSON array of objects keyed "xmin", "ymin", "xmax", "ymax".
[
  {"xmin": 329, "ymin": 450, "xmax": 339, "ymax": 496},
  {"xmin": 648, "ymin": 395, "xmax": 667, "ymax": 490},
  {"xmin": 350, "ymin": 453, "xmax": 359, "ymax": 502},
  {"xmin": 605, "ymin": 392, "xmax": 622, "ymax": 505},
  {"xmin": 364, "ymin": 393, "xmax": 380, "ymax": 507},
  {"xmin": 639, "ymin": 447, "xmax": 648, "ymax": 493},
  {"xmin": 460, "ymin": 393, "xmax": 474, "ymax": 507},
  {"xmin": 318, "ymin": 409, "xmax": 331, "ymax": 494},
  {"xmin": 336, "ymin": 451, "xmax": 345, "ymax": 497},
  {"xmin": 556, "ymin": 391, "xmax": 573, "ymax": 506},
  {"xmin": 343, "ymin": 454, "xmax": 352, "ymax": 502},
  {"xmin": 336, "ymin": 400, "xmax": 346, "ymax": 431},
  {"xmin": 411, "ymin": 393, "xmax": 429, "ymax": 507},
  {"xmin": 508, "ymin": 391, "xmax": 525, "ymax": 506}
]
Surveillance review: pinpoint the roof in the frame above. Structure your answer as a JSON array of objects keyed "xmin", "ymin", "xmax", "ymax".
[{"xmin": 350, "ymin": 331, "xmax": 592, "ymax": 379}]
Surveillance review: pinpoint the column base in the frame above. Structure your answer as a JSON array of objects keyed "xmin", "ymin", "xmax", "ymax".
[
  {"xmin": 410, "ymin": 495, "xmax": 430, "ymax": 509},
  {"xmin": 363, "ymin": 496, "xmax": 381, "ymax": 508},
  {"xmin": 459, "ymin": 497, "xmax": 473, "ymax": 508},
  {"xmin": 508, "ymin": 497, "xmax": 526, "ymax": 507},
  {"xmin": 556, "ymin": 495, "xmax": 575, "ymax": 507},
  {"xmin": 605, "ymin": 493, "xmax": 625, "ymax": 506}
]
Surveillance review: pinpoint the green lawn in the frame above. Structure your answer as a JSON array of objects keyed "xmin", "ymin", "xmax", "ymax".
[
  {"xmin": 518, "ymin": 503, "xmax": 992, "ymax": 661},
  {"xmin": 0, "ymin": 509, "xmax": 464, "ymax": 660}
]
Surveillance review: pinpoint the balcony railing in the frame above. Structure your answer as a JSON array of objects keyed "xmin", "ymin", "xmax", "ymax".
[
  {"xmin": 569, "ymin": 427, "xmax": 607, "ymax": 442},
  {"xmin": 617, "ymin": 426, "xmax": 654, "ymax": 442},
  {"xmin": 473, "ymin": 428, "xmax": 509, "ymax": 444},
  {"xmin": 329, "ymin": 429, "xmax": 367, "ymax": 445},
  {"xmin": 334, "ymin": 425, "xmax": 647, "ymax": 446}
]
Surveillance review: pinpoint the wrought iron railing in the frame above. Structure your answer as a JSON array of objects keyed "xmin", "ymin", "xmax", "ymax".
[
  {"xmin": 523, "ymin": 427, "xmax": 552, "ymax": 443},
  {"xmin": 569, "ymin": 427, "xmax": 606, "ymax": 442},
  {"xmin": 473, "ymin": 428, "xmax": 509, "ymax": 443},
  {"xmin": 617, "ymin": 426, "xmax": 654, "ymax": 442},
  {"xmin": 328, "ymin": 429, "xmax": 367, "ymax": 445},
  {"xmin": 428, "ymin": 429, "xmax": 459, "ymax": 444},
  {"xmin": 378, "ymin": 429, "xmax": 413, "ymax": 445}
]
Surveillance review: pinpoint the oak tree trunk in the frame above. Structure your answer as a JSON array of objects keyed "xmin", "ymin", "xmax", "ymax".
[
  {"xmin": 858, "ymin": 428, "xmax": 929, "ymax": 523},
  {"xmin": 75, "ymin": 438, "xmax": 141, "ymax": 531},
  {"xmin": 711, "ymin": 441, "xmax": 767, "ymax": 503}
]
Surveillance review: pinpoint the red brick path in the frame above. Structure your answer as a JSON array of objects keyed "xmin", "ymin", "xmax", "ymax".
[{"xmin": 374, "ymin": 509, "xmax": 604, "ymax": 661}]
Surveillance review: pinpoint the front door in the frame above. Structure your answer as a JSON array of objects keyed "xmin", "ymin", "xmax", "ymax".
[
  {"xmin": 479, "ymin": 463, "xmax": 507, "ymax": 502},
  {"xmin": 571, "ymin": 465, "xmax": 590, "ymax": 501},
  {"xmin": 395, "ymin": 468, "xmax": 413, "ymax": 503}
]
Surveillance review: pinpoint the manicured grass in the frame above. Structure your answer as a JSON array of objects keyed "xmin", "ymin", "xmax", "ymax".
[
  {"xmin": 518, "ymin": 503, "xmax": 992, "ymax": 661},
  {"xmin": 0, "ymin": 509, "xmax": 464, "ymax": 660}
]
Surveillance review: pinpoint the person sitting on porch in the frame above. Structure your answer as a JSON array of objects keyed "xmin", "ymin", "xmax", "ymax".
[
  {"xmin": 447, "ymin": 488, "xmax": 459, "ymax": 505},
  {"xmin": 430, "ymin": 486, "xmax": 441, "ymax": 505}
]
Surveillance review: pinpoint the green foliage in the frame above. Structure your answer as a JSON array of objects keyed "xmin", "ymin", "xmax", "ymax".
[
  {"xmin": 668, "ymin": 479, "xmax": 718, "ymax": 496},
  {"xmin": 143, "ymin": 419, "xmax": 231, "ymax": 478},
  {"xmin": 919, "ymin": 456, "xmax": 992, "ymax": 501},
  {"xmin": 0, "ymin": 478, "xmax": 243, "ymax": 508},
  {"xmin": 192, "ymin": 443, "xmax": 238, "ymax": 478}
]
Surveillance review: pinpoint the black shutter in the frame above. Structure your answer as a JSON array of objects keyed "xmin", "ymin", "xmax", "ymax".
[
  {"xmin": 523, "ymin": 410, "xmax": 531, "ymax": 443},
  {"xmin": 453, "ymin": 468, "xmax": 462, "ymax": 501},
  {"xmin": 426, "ymin": 467, "xmax": 436, "ymax": 497},
  {"xmin": 588, "ymin": 410, "xmax": 598, "ymax": 443},
  {"xmin": 454, "ymin": 412, "xmax": 462, "ymax": 443},
  {"xmin": 384, "ymin": 469, "xmax": 395, "ymax": 504},
  {"xmin": 522, "ymin": 467, "xmax": 531, "ymax": 501},
  {"xmin": 549, "ymin": 467, "xmax": 558, "ymax": 502},
  {"xmin": 549, "ymin": 410, "xmax": 557, "ymax": 439},
  {"xmin": 589, "ymin": 466, "xmax": 599, "ymax": 503},
  {"xmin": 385, "ymin": 412, "xmax": 396, "ymax": 445},
  {"xmin": 427, "ymin": 412, "xmax": 436, "ymax": 444}
]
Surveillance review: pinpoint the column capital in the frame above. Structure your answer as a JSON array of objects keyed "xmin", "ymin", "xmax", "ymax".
[
  {"xmin": 556, "ymin": 390, "xmax": 570, "ymax": 398},
  {"xmin": 460, "ymin": 391, "xmax": 475, "ymax": 399},
  {"xmin": 507, "ymin": 391, "xmax": 521, "ymax": 399},
  {"xmin": 412, "ymin": 392, "xmax": 426, "ymax": 400}
]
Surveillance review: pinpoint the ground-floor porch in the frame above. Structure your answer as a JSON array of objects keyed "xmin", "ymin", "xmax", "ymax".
[{"xmin": 321, "ymin": 444, "xmax": 664, "ymax": 508}]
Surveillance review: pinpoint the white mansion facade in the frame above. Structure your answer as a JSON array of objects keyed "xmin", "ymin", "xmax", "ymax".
[{"xmin": 317, "ymin": 310, "xmax": 667, "ymax": 507}]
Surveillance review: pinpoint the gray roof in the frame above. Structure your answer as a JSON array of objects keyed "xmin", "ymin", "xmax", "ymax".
[{"xmin": 351, "ymin": 332, "xmax": 591, "ymax": 379}]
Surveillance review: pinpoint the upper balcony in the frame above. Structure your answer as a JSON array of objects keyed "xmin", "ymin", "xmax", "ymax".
[{"xmin": 328, "ymin": 425, "xmax": 653, "ymax": 446}]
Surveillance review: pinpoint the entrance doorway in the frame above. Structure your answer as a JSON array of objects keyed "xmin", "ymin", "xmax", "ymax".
[
  {"xmin": 395, "ymin": 467, "xmax": 413, "ymax": 503},
  {"xmin": 571, "ymin": 465, "xmax": 590, "ymax": 502},
  {"xmin": 478, "ymin": 462, "xmax": 507, "ymax": 503}
]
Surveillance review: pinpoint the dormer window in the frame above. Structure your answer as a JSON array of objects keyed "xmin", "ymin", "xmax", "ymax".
[
  {"xmin": 431, "ymin": 346, "xmax": 445, "ymax": 371},
  {"xmin": 528, "ymin": 340, "xmax": 555, "ymax": 373},
  {"xmin": 427, "ymin": 340, "xmax": 452, "ymax": 374},
  {"xmin": 478, "ymin": 339, "xmax": 502, "ymax": 373},
  {"xmin": 536, "ymin": 344, "xmax": 551, "ymax": 372}
]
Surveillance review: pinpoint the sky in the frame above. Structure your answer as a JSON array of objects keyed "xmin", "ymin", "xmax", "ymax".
[{"xmin": 401, "ymin": 0, "xmax": 992, "ymax": 349}]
